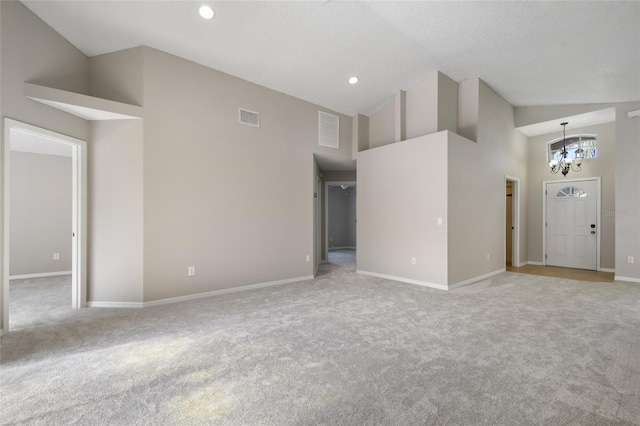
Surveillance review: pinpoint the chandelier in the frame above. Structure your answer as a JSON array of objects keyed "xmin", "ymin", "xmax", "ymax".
[{"xmin": 549, "ymin": 122, "xmax": 583, "ymax": 177}]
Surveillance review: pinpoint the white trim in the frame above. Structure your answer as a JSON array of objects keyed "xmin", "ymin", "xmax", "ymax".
[
  {"xmin": 356, "ymin": 270, "xmax": 448, "ymax": 291},
  {"xmin": 9, "ymin": 271, "xmax": 72, "ymax": 280},
  {"xmin": 87, "ymin": 301, "xmax": 143, "ymax": 308},
  {"xmin": 505, "ymin": 175, "xmax": 520, "ymax": 268},
  {"xmin": 542, "ymin": 177, "xmax": 601, "ymax": 271},
  {"xmin": 448, "ymin": 268, "xmax": 506, "ymax": 290},
  {"xmin": 627, "ymin": 109, "xmax": 640, "ymax": 119},
  {"xmin": 614, "ymin": 275, "xmax": 640, "ymax": 283},
  {"xmin": 3, "ymin": 119, "xmax": 88, "ymax": 333},
  {"xmin": 527, "ymin": 261, "xmax": 544, "ymax": 266},
  {"xmin": 143, "ymin": 275, "xmax": 314, "ymax": 308},
  {"xmin": 599, "ymin": 268, "xmax": 615, "ymax": 273}
]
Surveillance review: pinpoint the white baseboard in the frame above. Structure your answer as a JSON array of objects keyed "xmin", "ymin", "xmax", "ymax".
[
  {"xmin": 599, "ymin": 268, "xmax": 615, "ymax": 273},
  {"xmin": 448, "ymin": 268, "xmax": 506, "ymax": 290},
  {"xmin": 356, "ymin": 270, "xmax": 448, "ymax": 291},
  {"xmin": 87, "ymin": 301, "xmax": 143, "ymax": 308},
  {"xmin": 614, "ymin": 275, "xmax": 640, "ymax": 283},
  {"xmin": 527, "ymin": 261, "xmax": 544, "ymax": 266},
  {"xmin": 9, "ymin": 271, "xmax": 72, "ymax": 280},
  {"xmin": 143, "ymin": 275, "xmax": 315, "ymax": 308}
]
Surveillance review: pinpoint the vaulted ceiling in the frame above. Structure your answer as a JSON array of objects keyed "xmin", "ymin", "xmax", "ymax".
[{"xmin": 22, "ymin": 1, "xmax": 640, "ymax": 116}]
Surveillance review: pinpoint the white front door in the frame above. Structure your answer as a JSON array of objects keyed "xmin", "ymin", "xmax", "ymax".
[{"xmin": 546, "ymin": 180, "xmax": 598, "ymax": 270}]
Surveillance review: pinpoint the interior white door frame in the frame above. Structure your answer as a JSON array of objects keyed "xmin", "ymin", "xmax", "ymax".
[
  {"xmin": 505, "ymin": 175, "xmax": 521, "ymax": 267},
  {"xmin": 316, "ymin": 175, "xmax": 322, "ymax": 273},
  {"xmin": 542, "ymin": 176, "xmax": 601, "ymax": 271},
  {"xmin": 3, "ymin": 118, "xmax": 88, "ymax": 332},
  {"xmin": 324, "ymin": 180, "xmax": 356, "ymax": 261}
]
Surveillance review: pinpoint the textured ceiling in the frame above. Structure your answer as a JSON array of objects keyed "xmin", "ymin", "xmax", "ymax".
[{"xmin": 21, "ymin": 1, "xmax": 640, "ymax": 116}]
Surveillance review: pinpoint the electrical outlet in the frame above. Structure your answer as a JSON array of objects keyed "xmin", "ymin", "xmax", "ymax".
[
  {"xmin": 188, "ymin": 266, "xmax": 196, "ymax": 276},
  {"xmin": 486, "ymin": 253, "xmax": 490, "ymax": 260},
  {"xmin": 437, "ymin": 217, "xmax": 443, "ymax": 226},
  {"xmin": 411, "ymin": 257, "xmax": 416, "ymax": 265},
  {"xmin": 306, "ymin": 255, "xmax": 310, "ymax": 262},
  {"xmin": 53, "ymin": 253, "xmax": 60, "ymax": 261},
  {"xmin": 628, "ymin": 256, "xmax": 635, "ymax": 264}
]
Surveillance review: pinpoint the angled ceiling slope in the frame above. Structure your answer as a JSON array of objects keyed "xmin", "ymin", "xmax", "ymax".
[{"xmin": 21, "ymin": 1, "xmax": 640, "ymax": 116}]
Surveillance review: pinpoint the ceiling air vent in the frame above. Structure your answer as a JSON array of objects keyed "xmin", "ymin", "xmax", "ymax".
[
  {"xmin": 239, "ymin": 108, "xmax": 260, "ymax": 127},
  {"xmin": 319, "ymin": 111, "xmax": 339, "ymax": 149}
]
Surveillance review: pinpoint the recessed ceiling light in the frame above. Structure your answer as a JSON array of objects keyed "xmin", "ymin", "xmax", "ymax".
[
  {"xmin": 349, "ymin": 77, "xmax": 359, "ymax": 85},
  {"xmin": 199, "ymin": 5, "xmax": 214, "ymax": 19}
]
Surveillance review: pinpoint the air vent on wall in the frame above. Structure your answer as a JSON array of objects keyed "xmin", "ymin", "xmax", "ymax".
[
  {"xmin": 319, "ymin": 111, "xmax": 339, "ymax": 149},
  {"xmin": 239, "ymin": 108, "xmax": 260, "ymax": 127}
]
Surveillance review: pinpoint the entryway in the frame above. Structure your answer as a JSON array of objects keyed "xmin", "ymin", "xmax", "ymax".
[
  {"xmin": 3, "ymin": 119, "xmax": 88, "ymax": 332},
  {"xmin": 325, "ymin": 181, "xmax": 356, "ymax": 262},
  {"xmin": 544, "ymin": 178, "xmax": 600, "ymax": 270},
  {"xmin": 505, "ymin": 176, "xmax": 520, "ymax": 268}
]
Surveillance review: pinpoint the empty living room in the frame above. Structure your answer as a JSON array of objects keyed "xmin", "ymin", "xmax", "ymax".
[{"xmin": 1, "ymin": 1, "xmax": 639, "ymax": 424}]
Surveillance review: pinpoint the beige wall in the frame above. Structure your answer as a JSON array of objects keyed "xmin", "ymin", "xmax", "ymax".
[
  {"xmin": 352, "ymin": 113, "xmax": 369, "ymax": 157},
  {"xmin": 1, "ymin": 1, "xmax": 90, "ymax": 330},
  {"xmin": 141, "ymin": 47, "xmax": 352, "ymax": 302},
  {"xmin": 357, "ymin": 132, "xmax": 449, "ymax": 286},
  {"xmin": 438, "ymin": 73, "xmax": 459, "ymax": 134},
  {"xmin": 9, "ymin": 152, "xmax": 71, "ymax": 276},
  {"xmin": 405, "ymin": 71, "xmax": 458, "ymax": 141},
  {"xmin": 405, "ymin": 73, "xmax": 438, "ymax": 140},
  {"xmin": 447, "ymin": 80, "xmax": 529, "ymax": 285},
  {"xmin": 90, "ymin": 47, "xmax": 144, "ymax": 106},
  {"xmin": 87, "ymin": 48, "xmax": 145, "ymax": 304},
  {"xmin": 346, "ymin": 186, "xmax": 357, "ymax": 248},
  {"xmin": 89, "ymin": 120, "xmax": 144, "ymax": 303},
  {"xmin": 526, "ymin": 122, "xmax": 615, "ymax": 268},
  {"xmin": 458, "ymin": 79, "xmax": 479, "ymax": 142},
  {"xmin": 0, "ymin": 1, "xmax": 89, "ymax": 141},
  {"xmin": 369, "ymin": 98, "xmax": 396, "ymax": 148}
]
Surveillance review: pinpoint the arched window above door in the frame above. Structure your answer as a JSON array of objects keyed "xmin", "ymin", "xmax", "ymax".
[
  {"xmin": 547, "ymin": 134, "xmax": 597, "ymax": 162},
  {"xmin": 556, "ymin": 186, "xmax": 587, "ymax": 198}
]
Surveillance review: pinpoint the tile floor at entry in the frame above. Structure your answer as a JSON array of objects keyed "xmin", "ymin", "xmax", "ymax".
[{"xmin": 506, "ymin": 264, "xmax": 614, "ymax": 283}]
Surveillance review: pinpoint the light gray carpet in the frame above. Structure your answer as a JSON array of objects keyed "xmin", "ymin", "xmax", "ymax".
[
  {"xmin": 9, "ymin": 275, "xmax": 73, "ymax": 330},
  {"xmin": 2, "ymin": 252, "xmax": 640, "ymax": 425}
]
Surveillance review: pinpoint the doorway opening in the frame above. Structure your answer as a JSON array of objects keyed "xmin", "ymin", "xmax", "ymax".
[
  {"xmin": 324, "ymin": 181, "xmax": 356, "ymax": 265},
  {"xmin": 505, "ymin": 176, "xmax": 520, "ymax": 268},
  {"xmin": 3, "ymin": 119, "xmax": 87, "ymax": 332},
  {"xmin": 543, "ymin": 177, "xmax": 601, "ymax": 271}
]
